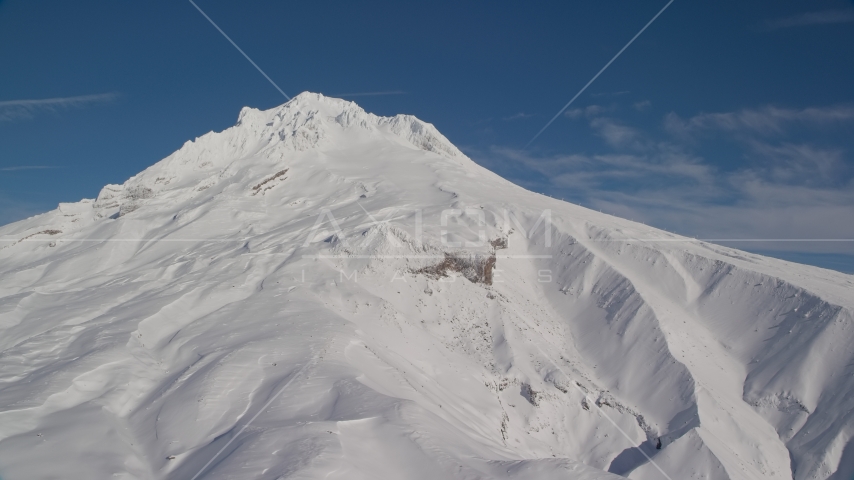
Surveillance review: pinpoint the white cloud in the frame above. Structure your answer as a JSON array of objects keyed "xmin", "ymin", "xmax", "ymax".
[
  {"xmin": 764, "ymin": 9, "xmax": 854, "ymax": 29},
  {"xmin": 747, "ymin": 142, "xmax": 848, "ymax": 186},
  {"xmin": 0, "ymin": 93, "xmax": 119, "ymax": 122},
  {"xmin": 565, "ymin": 108, "xmax": 584, "ymax": 119},
  {"xmin": 502, "ymin": 112, "xmax": 535, "ymax": 121},
  {"xmin": 491, "ymin": 145, "xmax": 714, "ymax": 191},
  {"xmin": 590, "ymin": 91, "xmax": 630, "ymax": 98},
  {"xmin": 569, "ymin": 164, "xmax": 854, "ymax": 254},
  {"xmin": 479, "ymin": 104, "xmax": 854, "ymax": 254},
  {"xmin": 0, "ymin": 166, "xmax": 57, "ymax": 172},
  {"xmin": 665, "ymin": 105, "xmax": 854, "ymax": 136},
  {"xmin": 590, "ymin": 118, "xmax": 644, "ymax": 149},
  {"xmin": 564, "ymin": 104, "xmax": 612, "ymax": 120}
]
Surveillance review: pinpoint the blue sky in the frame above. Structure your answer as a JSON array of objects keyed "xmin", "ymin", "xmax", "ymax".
[{"xmin": 1, "ymin": 0, "xmax": 853, "ymax": 272}]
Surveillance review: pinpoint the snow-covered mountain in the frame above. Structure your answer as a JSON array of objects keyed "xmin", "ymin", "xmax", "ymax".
[{"xmin": 1, "ymin": 92, "xmax": 853, "ymax": 480}]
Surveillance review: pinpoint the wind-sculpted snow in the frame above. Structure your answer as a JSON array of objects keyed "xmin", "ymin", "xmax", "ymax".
[{"xmin": 1, "ymin": 93, "xmax": 853, "ymax": 479}]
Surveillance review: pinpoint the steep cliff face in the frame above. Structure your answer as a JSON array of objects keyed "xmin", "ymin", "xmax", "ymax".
[{"xmin": 1, "ymin": 93, "xmax": 852, "ymax": 480}]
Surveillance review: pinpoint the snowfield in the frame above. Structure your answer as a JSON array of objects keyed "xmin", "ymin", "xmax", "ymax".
[{"xmin": 1, "ymin": 93, "xmax": 853, "ymax": 480}]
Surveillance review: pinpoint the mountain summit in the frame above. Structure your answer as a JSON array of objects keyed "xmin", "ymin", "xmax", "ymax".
[{"xmin": 1, "ymin": 93, "xmax": 853, "ymax": 480}]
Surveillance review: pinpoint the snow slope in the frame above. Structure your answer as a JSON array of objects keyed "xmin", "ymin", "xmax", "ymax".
[{"xmin": 1, "ymin": 92, "xmax": 853, "ymax": 480}]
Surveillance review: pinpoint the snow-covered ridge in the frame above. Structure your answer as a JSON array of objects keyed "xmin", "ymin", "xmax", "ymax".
[
  {"xmin": 1, "ymin": 94, "xmax": 853, "ymax": 480},
  {"xmin": 1, "ymin": 92, "xmax": 468, "ymax": 240},
  {"xmin": 123, "ymin": 92, "xmax": 463, "ymax": 195}
]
